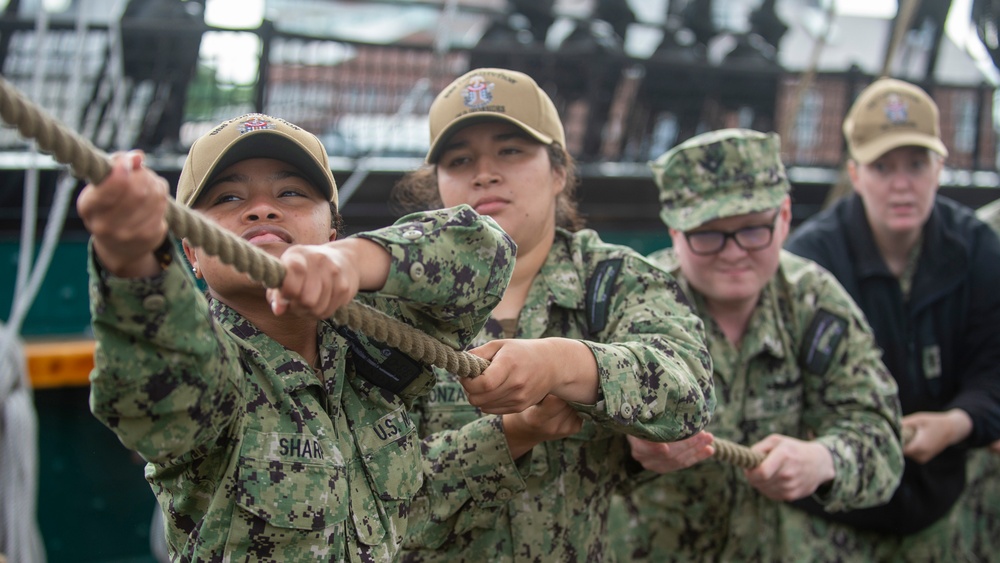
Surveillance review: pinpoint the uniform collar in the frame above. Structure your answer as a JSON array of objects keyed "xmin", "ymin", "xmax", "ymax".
[
  {"xmin": 210, "ymin": 298, "xmax": 323, "ymax": 394},
  {"xmin": 676, "ymin": 267, "xmax": 787, "ymax": 362},
  {"xmin": 533, "ymin": 229, "xmax": 586, "ymax": 312}
]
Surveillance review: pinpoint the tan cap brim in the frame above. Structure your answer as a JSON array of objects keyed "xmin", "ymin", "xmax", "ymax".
[
  {"xmin": 177, "ymin": 114, "xmax": 338, "ymax": 208},
  {"xmin": 850, "ymin": 132, "xmax": 949, "ymax": 165},
  {"xmin": 426, "ymin": 113, "xmax": 555, "ymax": 164}
]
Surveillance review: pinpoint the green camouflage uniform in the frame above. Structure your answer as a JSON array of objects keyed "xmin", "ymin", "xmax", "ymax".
[
  {"xmin": 612, "ymin": 250, "xmax": 903, "ymax": 562},
  {"xmin": 609, "ymin": 129, "xmax": 903, "ymax": 562},
  {"xmin": 400, "ymin": 227, "xmax": 715, "ymax": 562},
  {"xmin": 87, "ymin": 206, "xmax": 515, "ymax": 562},
  {"xmin": 959, "ymin": 200, "xmax": 1000, "ymax": 562}
]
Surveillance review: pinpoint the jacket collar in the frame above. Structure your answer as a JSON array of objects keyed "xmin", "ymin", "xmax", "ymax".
[
  {"xmin": 676, "ymin": 266, "xmax": 787, "ymax": 363},
  {"xmin": 844, "ymin": 194, "xmax": 968, "ymax": 302},
  {"xmin": 531, "ymin": 229, "xmax": 585, "ymax": 312},
  {"xmin": 845, "ymin": 195, "xmax": 892, "ymax": 278},
  {"xmin": 210, "ymin": 298, "xmax": 323, "ymax": 394}
]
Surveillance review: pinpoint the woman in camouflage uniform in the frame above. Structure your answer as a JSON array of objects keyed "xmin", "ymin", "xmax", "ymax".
[
  {"xmin": 77, "ymin": 113, "xmax": 516, "ymax": 561},
  {"xmin": 391, "ymin": 67, "xmax": 716, "ymax": 562}
]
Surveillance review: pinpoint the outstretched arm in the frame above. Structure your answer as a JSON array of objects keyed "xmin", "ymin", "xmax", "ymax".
[
  {"xmin": 266, "ymin": 237, "xmax": 390, "ymax": 318},
  {"xmin": 463, "ymin": 251, "xmax": 714, "ymax": 443}
]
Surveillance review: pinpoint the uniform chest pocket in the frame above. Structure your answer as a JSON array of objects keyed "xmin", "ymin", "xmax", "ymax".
[
  {"xmin": 347, "ymin": 407, "xmax": 422, "ymax": 548},
  {"xmin": 234, "ymin": 430, "xmax": 349, "ymax": 531},
  {"xmin": 354, "ymin": 406, "xmax": 422, "ymax": 502}
]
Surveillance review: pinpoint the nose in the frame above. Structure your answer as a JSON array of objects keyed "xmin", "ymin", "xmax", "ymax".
[
  {"xmin": 242, "ymin": 194, "xmax": 281, "ymax": 222},
  {"xmin": 717, "ymin": 235, "xmax": 749, "ymax": 259},
  {"xmin": 472, "ymin": 157, "xmax": 500, "ymax": 188},
  {"xmin": 887, "ymin": 167, "xmax": 912, "ymax": 191}
]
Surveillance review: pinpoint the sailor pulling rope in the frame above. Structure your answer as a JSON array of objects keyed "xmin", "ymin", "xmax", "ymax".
[{"xmin": 0, "ymin": 74, "xmax": 767, "ymax": 470}]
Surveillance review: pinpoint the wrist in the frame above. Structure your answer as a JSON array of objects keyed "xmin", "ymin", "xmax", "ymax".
[
  {"xmin": 945, "ymin": 408, "xmax": 973, "ymax": 445},
  {"xmin": 331, "ymin": 238, "xmax": 390, "ymax": 291},
  {"xmin": 501, "ymin": 414, "xmax": 536, "ymax": 460},
  {"xmin": 94, "ymin": 237, "xmax": 170, "ymax": 278},
  {"xmin": 552, "ymin": 338, "xmax": 600, "ymax": 404},
  {"xmin": 811, "ymin": 441, "xmax": 837, "ymax": 483}
]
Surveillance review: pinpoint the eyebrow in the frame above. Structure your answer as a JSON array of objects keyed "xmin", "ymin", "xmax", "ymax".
[
  {"xmin": 441, "ymin": 130, "xmax": 535, "ymax": 154},
  {"xmin": 208, "ymin": 169, "xmax": 311, "ymax": 189}
]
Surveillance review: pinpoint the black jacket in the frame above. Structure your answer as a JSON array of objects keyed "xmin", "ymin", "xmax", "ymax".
[{"xmin": 785, "ymin": 193, "xmax": 1000, "ymax": 535}]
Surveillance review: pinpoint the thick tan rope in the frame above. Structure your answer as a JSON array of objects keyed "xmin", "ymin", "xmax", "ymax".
[
  {"xmin": 0, "ymin": 74, "xmax": 766, "ymax": 465},
  {"xmin": 0, "ymin": 74, "xmax": 488, "ymax": 378},
  {"xmin": 716, "ymin": 424, "xmax": 917, "ymax": 470},
  {"xmin": 714, "ymin": 438, "xmax": 765, "ymax": 469}
]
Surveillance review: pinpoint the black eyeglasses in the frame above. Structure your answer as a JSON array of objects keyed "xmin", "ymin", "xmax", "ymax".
[{"xmin": 683, "ymin": 211, "xmax": 780, "ymax": 256}]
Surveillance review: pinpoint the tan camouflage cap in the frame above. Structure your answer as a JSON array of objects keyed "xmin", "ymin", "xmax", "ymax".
[
  {"xmin": 176, "ymin": 113, "xmax": 338, "ymax": 208},
  {"xmin": 426, "ymin": 68, "xmax": 566, "ymax": 163},
  {"xmin": 650, "ymin": 129, "xmax": 789, "ymax": 231},
  {"xmin": 843, "ymin": 77, "xmax": 948, "ymax": 164}
]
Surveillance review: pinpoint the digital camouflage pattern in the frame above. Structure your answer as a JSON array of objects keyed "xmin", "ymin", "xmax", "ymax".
[
  {"xmin": 87, "ymin": 205, "xmax": 515, "ymax": 562},
  {"xmin": 610, "ymin": 250, "xmax": 903, "ymax": 562},
  {"xmin": 961, "ymin": 201, "xmax": 1000, "ymax": 562},
  {"xmin": 954, "ymin": 448, "xmax": 1000, "ymax": 561},
  {"xmin": 650, "ymin": 129, "xmax": 790, "ymax": 232},
  {"xmin": 401, "ymin": 228, "xmax": 715, "ymax": 562}
]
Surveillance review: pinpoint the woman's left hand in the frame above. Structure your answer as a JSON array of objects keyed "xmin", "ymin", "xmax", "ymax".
[{"xmin": 460, "ymin": 338, "xmax": 599, "ymax": 414}]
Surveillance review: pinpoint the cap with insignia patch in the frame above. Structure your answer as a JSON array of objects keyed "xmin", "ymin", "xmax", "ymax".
[
  {"xmin": 843, "ymin": 77, "xmax": 948, "ymax": 165},
  {"xmin": 426, "ymin": 68, "xmax": 565, "ymax": 164},
  {"xmin": 177, "ymin": 113, "xmax": 338, "ymax": 208},
  {"xmin": 650, "ymin": 128, "xmax": 789, "ymax": 232}
]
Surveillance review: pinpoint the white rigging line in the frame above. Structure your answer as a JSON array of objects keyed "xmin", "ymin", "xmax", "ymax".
[{"xmin": 1, "ymin": 2, "xmax": 96, "ymax": 561}]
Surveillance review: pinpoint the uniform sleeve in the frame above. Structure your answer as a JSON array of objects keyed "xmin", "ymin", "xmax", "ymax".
[
  {"xmin": 571, "ymin": 253, "xmax": 715, "ymax": 442},
  {"xmin": 87, "ymin": 239, "xmax": 244, "ymax": 464},
  {"xmin": 793, "ymin": 262, "xmax": 904, "ymax": 511},
  {"xmin": 354, "ymin": 204, "xmax": 515, "ymax": 351}
]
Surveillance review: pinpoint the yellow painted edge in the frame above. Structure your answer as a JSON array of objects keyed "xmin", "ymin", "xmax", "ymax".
[{"xmin": 24, "ymin": 339, "xmax": 95, "ymax": 389}]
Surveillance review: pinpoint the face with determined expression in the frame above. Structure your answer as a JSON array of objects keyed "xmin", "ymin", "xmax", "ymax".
[
  {"xmin": 435, "ymin": 121, "xmax": 565, "ymax": 257},
  {"xmin": 184, "ymin": 157, "xmax": 335, "ymax": 299}
]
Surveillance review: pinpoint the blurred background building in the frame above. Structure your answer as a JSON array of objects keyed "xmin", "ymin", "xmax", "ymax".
[{"xmin": 1, "ymin": 1, "xmax": 999, "ymax": 560}]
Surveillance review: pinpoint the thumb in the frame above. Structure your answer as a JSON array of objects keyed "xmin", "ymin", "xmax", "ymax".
[
  {"xmin": 468, "ymin": 339, "xmax": 503, "ymax": 360},
  {"xmin": 752, "ymin": 434, "xmax": 782, "ymax": 454}
]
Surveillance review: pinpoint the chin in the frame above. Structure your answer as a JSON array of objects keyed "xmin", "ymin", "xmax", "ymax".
[
  {"xmin": 886, "ymin": 219, "xmax": 923, "ymax": 234},
  {"xmin": 710, "ymin": 286, "xmax": 760, "ymax": 305}
]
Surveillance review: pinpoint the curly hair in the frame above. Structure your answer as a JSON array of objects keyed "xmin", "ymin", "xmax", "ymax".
[
  {"xmin": 330, "ymin": 202, "xmax": 345, "ymax": 238},
  {"xmin": 390, "ymin": 143, "xmax": 586, "ymax": 232}
]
